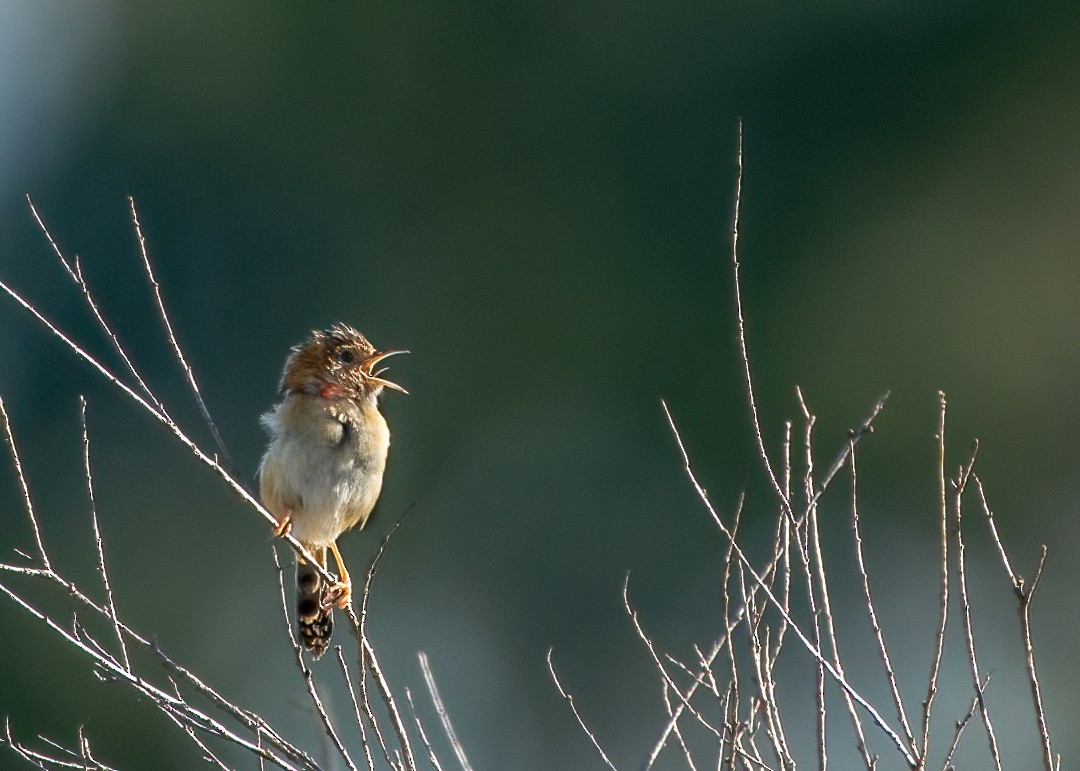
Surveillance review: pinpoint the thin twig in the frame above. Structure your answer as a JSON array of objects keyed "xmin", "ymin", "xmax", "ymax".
[
  {"xmin": 164, "ymin": 677, "xmax": 234, "ymax": 771},
  {"xmin": 405, "ymin": 688, "xmax": 445, "ymax": 771},
  {"xmin": 0, "ymin": 397, "xmax": 50, "ymax": 569},
  {"xmin": 0, "ymin": 579, "xmax": 301, "ymax": 770},
  {"xmin": 849, "ymin": 439, "xmax": 916, "ymax": 758},
  {"xmin": 546, "ymin": 648, "xmax": 619, "ymax": 771},
  {"xmin": 360, "ymin": 636, "xmax": 416, "ymax": 771},
  {"xmin": 741, "ymin": 569, "xmax": 791, "ymax": 771},
  {"xmin": 974, "ymin": 478, "xmax": 1054, "ymax": 770},
  {"xmin": 2, "ymin": 724, "xmax": 117, "ymax": 771},
  {"xmin": 922, "ymin": 391, "xmax": 949, "ymax": 761},
  {"xmin": 623, "ymin": 575, "xmax": 722, "ymax": 739},
  {"xmin": 941, "ymin": 674, "xmax": 991, "ymax": 771},
  {"xmin": 661, "ymin": 401, "xmax": 918, "ymax": 767},
  {"xmin": 80, "ymin": 397, "xmax": 130, "ymax": 672},
  {"xmin": 273, "ymin": 548, "xmax": 358, "ymax": 771},
  {"xmin": 343, "ymin": 512, "xmax": 418, "ymax": 771},
  {"xmin": 645, "ymin": 395, "xmax": 890, "ymax": 770},
  {"xmin": 794, "ymin": 393, "xmax": 829, "ymax": 771},
  {"xmin": 0, "ymin": 278, "xmax": 335, "ymax": 586},
  {"xmin": 26, "ymin": 197, "xmax": 167, "ymax": 414},
  {"xmin": 809, "ymin": 392, "xmax": 889, "ymax": 511},
  {"xmin": 729, "ymin": 121, "xmax": 791, "ymax": 516},
  {"xmin": 336, "ymin": 646, "xmax": 376, "ymax": 771},
  {"xmin": 418, "ymin": 652, "xmax": 473, "ymax": 771},
  {"xmin": 148, "ymin": 639, "xmax": 318, "ymax": 770},
  {"xmin": 952, "ymin": 446, "xmax": 1001, "ymax": 770},
  {"xmin": 722, "ymin": 493, "xmax": 743, "ymax": 766},
  {"xmin": 0, "ymin": 554, "xmax": 315, "ymax": 769},
  {"xmin": 660, "ymin": 681, "xmax": 698, "ymax": 771},
  {"xmin": 128, "ymin": 198, "xmax": 235, "ymax": 474},
  {"xmin": 4, "ymin": 396, "xmax": 319, "ymax": 769}
]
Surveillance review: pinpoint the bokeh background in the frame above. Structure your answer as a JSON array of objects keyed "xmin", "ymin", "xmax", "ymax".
[{"xmin": 1, "ymin": 1, "xmax": 1078, "ymax": 768}]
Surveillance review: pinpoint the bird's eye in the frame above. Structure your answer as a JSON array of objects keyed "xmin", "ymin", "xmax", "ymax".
[{"xmin": 336, "ymin": 349, "xmax": 357, "ymax": 365}]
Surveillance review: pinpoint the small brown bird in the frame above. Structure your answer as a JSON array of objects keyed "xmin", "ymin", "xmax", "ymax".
[{"xmin": 259, "ymin": 324, "xmax": 407, "ymax": 658}]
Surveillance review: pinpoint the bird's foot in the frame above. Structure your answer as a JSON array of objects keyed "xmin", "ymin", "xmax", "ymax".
[
  {"xmin": 324, "ymin": 580, "xmax": 352, "ymax": 610},
  {"xmin": 272, "ymin": 514, "xmax": 293, "ymax": 538}
]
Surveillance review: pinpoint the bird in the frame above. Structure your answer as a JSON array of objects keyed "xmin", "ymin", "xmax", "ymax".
[{"xmin": 258, "ymin": 323, "xmax": 407, "ymax": 658}]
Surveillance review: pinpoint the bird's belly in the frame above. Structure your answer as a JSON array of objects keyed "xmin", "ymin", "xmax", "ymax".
[{"xmin": 262, "ymin": 434, "xmax": 385, "ymax": 548}]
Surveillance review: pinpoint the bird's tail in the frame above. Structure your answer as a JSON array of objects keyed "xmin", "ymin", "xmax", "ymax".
[{"xmin": 297, "ymin": 558, "xmax": 332, "ymax": 659}]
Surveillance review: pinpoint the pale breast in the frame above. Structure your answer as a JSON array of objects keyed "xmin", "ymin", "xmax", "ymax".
[{"xmin": 258, "ymin": 394, "xmax": 390, "ymax": 548}]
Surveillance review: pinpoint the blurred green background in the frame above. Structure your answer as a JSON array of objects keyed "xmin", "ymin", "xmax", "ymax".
[{"xmin": 1, "ymin": 1, "xmax": 1078, "ymax": 768}]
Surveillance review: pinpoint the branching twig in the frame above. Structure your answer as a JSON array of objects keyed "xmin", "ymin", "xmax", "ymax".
[
  {"xmin": 273, "ymin": 547, "xmax": 358, "ymax": 771},
  {"xmin": 336, "ymin": 646, "xmax": 376, "ymax": 771},
  {"xmin": 974, "ymin": 477, "xmax": 1054, "ymax": 770},
  {"xmin": 0, "ymin": 398, "xmax": 50, "ymax": 570},
  {"xmin": 661, "ymin": 400, "xmax": 918, "ymax": 767},
  {"xmin": 952, "ymin": 444, "xmax": 1001, "ymax": 770},
  {"xmin": 127, "ymin": 197, "xmax": 235, "ymax": 474},
  {"xmin": 80, "ymin": 397, "xmax": 130, "ymax": 672},
  {"xmin": 0, "ymin": 273, "xmax": 334, "ymax": 586},
  {"xmin": 2, "ymin": 202, "xmax": 459, "ymax": 771},
  {"xmin": 941, "ymin": 674, "xmax": 991, "ymax": 770}
]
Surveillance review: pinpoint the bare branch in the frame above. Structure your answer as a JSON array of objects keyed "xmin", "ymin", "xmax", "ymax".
[
  {"xmin": 0, "ymin": 397, "xmax": 50, "ymax": 569},
  {"xmin": 405, "ymin": 688, "xmax": 445, "ymax": 771},
  {"xmin": 729, "ymin": 121, "xmax": 791, "ymax": 516},
  {"xmin": 0, "ymin": 277, "xmax": 334, "ymax": 587},
  {"xmin": 418, "ymin": 652, "xmax": 473, "ymax": 771},
  {"xmin": 0, "ymin": 577, "xmax": 302, "ymax": 770},
  {"xmin": 953, "ymin": 451, "xmax": 1001, "ymax": 769},
  {"xmin": 79, "ymin": 397, "xmax": 130, "ymax": 672},
  {"xmin": 974, "ymin": 478, "xmax": 1054, "ymax": 770},
  {"xmin": 623, "ymin": 575, "xmax": 722, "ymax": 740},
  {"xmin": 272, "ymin": 547, "xmax": 358, "ymax": 771},
  {"xmin": 661, "ymin": 400, "xmax": 918, "ymax": 767},
  {"xmin": 127, "ymin": 198, "xmax": 235, "ymax": 473},
  {"xmin": 343, "ymin": 513, "xmax": 418, "ymax": 771},
  {"xmin": 26, "ymin": 197, "xmax": 166, "ymax": 413},
  {"xmin": 547, "ymin": 648, "xmax": 619, "ymax": 771},
  {"xmin": 336, "ymin": 647, "xmax": 376, "ymax": 771},
  {"xmin": 849, "ymin": 438, "xmax": 916, "ymax": 756},
  {"xmin": 941, "ymin": 674, "xmax": 991, "ymax": 771},
  {"xmin": 922, "ymin": 391, "xmax": 949, "ymax": 760}
]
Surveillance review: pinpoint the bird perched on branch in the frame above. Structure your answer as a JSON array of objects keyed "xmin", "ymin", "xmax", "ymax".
[{"xmin": 259, "ymin": 324, "xmax": 407, "ymax": 658}]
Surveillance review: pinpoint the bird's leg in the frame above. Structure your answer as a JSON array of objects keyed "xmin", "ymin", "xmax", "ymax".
[
  {"xmin": 272, "ymin": 509, "xmax": 293, "ymax": 538},
  {"xmin": 325, "ymin": 541, "xmax": 352, "ymax": 609}
]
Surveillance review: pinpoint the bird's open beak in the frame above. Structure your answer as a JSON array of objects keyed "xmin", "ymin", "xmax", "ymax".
[{"xmin": 362, "ymin": 349, "xmax": 409, "ymax": 394}]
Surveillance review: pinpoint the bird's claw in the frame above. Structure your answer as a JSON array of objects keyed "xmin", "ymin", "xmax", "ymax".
[
  {"xmin": 324, "ymin": 580, "xmax": 352, "ymax": 610},
  {"xmin": 272, "ymin": 515, "xmax": 293, "ymax": 538}
]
